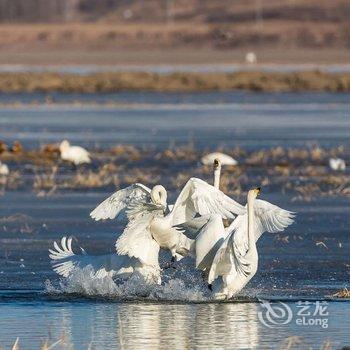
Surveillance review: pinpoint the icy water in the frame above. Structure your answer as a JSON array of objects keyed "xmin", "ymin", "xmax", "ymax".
[{"xmin": 0, "ymin": 91, "xmax": 349, "ymax": 349}]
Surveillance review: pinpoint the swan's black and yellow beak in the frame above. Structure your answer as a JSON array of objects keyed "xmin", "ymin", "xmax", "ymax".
[
  {"xmin": 213, "ymin": 158, "xmax": 220, "ymax": 169},
  {"xmin": 254, "ymin": 187, "xmax": 261, "ymax": 196}
]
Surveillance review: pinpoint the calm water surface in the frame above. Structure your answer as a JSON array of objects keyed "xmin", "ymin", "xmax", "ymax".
[
  {"xmin": 0, "ymin": 301, "xmax": 349, "ymax": 350},
  {"xmin": 0, "ymin": 92, "xmax": 350, "ymax": 150}
]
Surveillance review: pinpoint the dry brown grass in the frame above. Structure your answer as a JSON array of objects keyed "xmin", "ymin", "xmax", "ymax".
[
  {"xmin": 332, "ymin": 287, "xmax": 350, "ymax": 298},
  {"xmin": 0, "ymin": 70, "xmax": 348, "ymax": 93},
  {"xmin": 1, "ymin": 144, "xmax": 349, "ymax": 200},
  {"xmin": 64, "ymin": 170, "xmax": 117, "ymax": 189},
  {"xmin": 0, "ymin": 16, "xmax": 349, "ymax": 52},
  {"xmin": 33, "ymin": 166, "xmax": 58, "ymax": 195},
  {"xmin": 4, "ymin": 332, "xmax": 71, "ymax": 350},
  {"xmin": 279, "ymin": 336, "xmax": 333, "ymax": 350}
]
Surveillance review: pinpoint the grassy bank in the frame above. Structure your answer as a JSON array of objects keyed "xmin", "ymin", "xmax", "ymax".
[{"xmin": 0, "ymin": 71, "xmax": 350, "ymax": 92}]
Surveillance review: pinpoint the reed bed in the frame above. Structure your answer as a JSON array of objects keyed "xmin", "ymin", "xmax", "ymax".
[
  {"xmin": 0, "ymin": 71, "xmax": 349, "ymax": 93},
  {"xmin": 0, "ymin": 142, "xmax": 349, "ymax": 201}
]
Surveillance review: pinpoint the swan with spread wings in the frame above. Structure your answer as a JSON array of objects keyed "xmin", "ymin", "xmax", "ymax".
[
  {"xmin": 91, "ymin": 177, "xmax": 245, "ymax": 261},
  {"xmin": 49, "ymin": 184, "xmax": 165, "ymax": 284},
  {"xmin": 50, "ymin": 178, "xmax": 245, "ymax": 282},
  {"xmin": 193, "ymin": 187, "xmax": 295, "ymax": 299}
]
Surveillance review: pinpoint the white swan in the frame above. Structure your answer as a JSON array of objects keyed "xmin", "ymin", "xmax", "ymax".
[
  {"xmin": 194, "ymin": 188, "xmax": 295, "ymax": 300},
  {"xmin": 51, "ymin": 180, "xmax": 244, "ymax": 283},
  {"xmin": 0, "ymin": 161, "xmax": 9, "ymax": 176},
  {"xmin": 245, "ymin": 52, "xmax": 257, "ymax": 64},
  {"xmin": 209, "ymin": 188, "xmax": 260, "ymax": 299},
  {"xmin": 50, "ymin": 184, "xmax": 164, "ymax": 283},
  {"xmin": 59, "ymin": 140, "xmax": 91, "ymax": 165},
  {"xmin": 202, "ymin": 152, "xmax": 238, "ymax": 166},
  {"xmin": 49, "ymin": 236, "xmax": 161, "ymax": 284},
  {"xmin": 329, "ymin": 158, "xmax": 346, "ymax": 171},
  {"xmin": 91, "ymin": 178, "xmax": 246, "ymax": 261}
]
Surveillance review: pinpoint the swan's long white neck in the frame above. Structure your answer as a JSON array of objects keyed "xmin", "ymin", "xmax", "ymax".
[
  {"xmin": 247, "ymin": 194, "xmax": 257, "ymax": 253},
  {"xmin": 213, "ymin": 165, "xmax": 221, "ymax": 189}
]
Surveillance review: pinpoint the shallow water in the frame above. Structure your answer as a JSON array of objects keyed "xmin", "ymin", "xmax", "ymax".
[
  {"xmin": 1, "ymin": 92, "xmax": 350, "ymax": 150},
  {"xmin": 0, "ymin": 300, "xmax": 349, "ymax": 350},
  {"xmin": 1, "ymin": 63, "xmax": 350, "ymax": 74},
  {"xmin": 0, "ymin": 91, "xmax": 349, "ymax": 348}
]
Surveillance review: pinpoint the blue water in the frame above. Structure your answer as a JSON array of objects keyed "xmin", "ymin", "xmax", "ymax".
[
  {"xmin": 1, "ymin": 63, "xmax": 350, "ymax": 74},
  {"xmin": 0, "ymin": 92, "xmax": 350, "ymax": 150},
  {"xmin": 0, "ymin": 300, "xmax": 349, "ymax": 349},
  {"xmin": 0, "ymin": 91, "xmax": 349, "ymax": 349}
]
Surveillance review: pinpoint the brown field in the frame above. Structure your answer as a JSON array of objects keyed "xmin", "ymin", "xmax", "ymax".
[
  {"xmin": 0, "ymin": 22, "xmax": 348, "ymax": 65},
  {"xmin": 0, "ymin": 1, "xmax": 349, "ymax": 65}
]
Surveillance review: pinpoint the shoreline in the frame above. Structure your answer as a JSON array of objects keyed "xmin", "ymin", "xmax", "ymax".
[{"xmin": 0, "ymin": 70, "xmax": 349, "ymax": 93}]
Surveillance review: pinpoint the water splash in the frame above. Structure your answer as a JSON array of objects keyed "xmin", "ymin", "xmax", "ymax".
[{"xmin": 45, "ymin": 265, "xmax": 211, "ymax": 302}]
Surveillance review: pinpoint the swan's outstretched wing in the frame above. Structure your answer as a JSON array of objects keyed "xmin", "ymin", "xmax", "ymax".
[
  {"xmin": 174, "ymin": 214, "xmax": 212, "ymax": 239},
  {"xmin": 49, "ymin": 237, "xmax": 136, "ymax": 278},
  {"xmin": 115, "ymin": 207, "xmax": 161, "ymax": 268},
  {"xmin": 208, "ymin": 200, "xmax": 295, "ymax": 284},
  {"xmin": 208, "ymin": 232, "xmax": 253, "ymax": 284},
  {"xmin": 230, "ymin": 199, "xmax": 295, "ymax": 255},
  {"xmin": 195, "ymin": 214, "xmax": 226, "ymax": 271},
  {"xmin": 90, "ymin": 183, "xmax": 151, "ymax": 221},
  {"xmin": 170, "ymin": 178, "xmax": 245, "ymax": 226},
  {"xmin": 208, "ymin": 233, "xmax": 233, "ymax": 284}
]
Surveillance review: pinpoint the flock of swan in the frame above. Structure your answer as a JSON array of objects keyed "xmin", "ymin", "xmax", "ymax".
[
  {"xmin": 49, "ymin": 150, "xmax": 295, "ymax": 300},
  {"xmin": 0, "ymin": 139, "xmax": 346, "ymax": 298}
]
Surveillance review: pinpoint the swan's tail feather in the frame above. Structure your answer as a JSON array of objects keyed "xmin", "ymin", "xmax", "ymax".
[
  {"xmin": 49, "ymin": 236, "xmax": 83, "ymax": 277},
  {"xmin": 49, "ymin": 236, "xmax": 122, "ymax": 279}
]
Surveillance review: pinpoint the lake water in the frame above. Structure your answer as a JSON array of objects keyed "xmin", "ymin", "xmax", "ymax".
[
  {"xmin": 1, "ymin": 91, "xmax": 350, "ymax": 150},
  {"xmin": 1, "ymin": 63, "xmax": 350, "ymax": 74},
  {"xmin": 0, "ymin": 91, "xmax": 349, "ymax": 349}
]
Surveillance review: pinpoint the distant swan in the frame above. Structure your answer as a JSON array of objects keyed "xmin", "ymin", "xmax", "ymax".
[
  {"xmin": 0, "ymin": 161, "xmax": 9, "ymax": 176},
  {"xmin": 213, "ymin": 158, "xmax": 222, "ymax": 189},
  {"xmin": 329, "ymin": 158, "xmax": 346, "ymax": 171},
  {"xmin": 59, "ymin": 140, "xmax": 91, "ymax": 165},
  {"xmin": 202, "ymin": 152, "xmax": 238, "ymax": 166}
]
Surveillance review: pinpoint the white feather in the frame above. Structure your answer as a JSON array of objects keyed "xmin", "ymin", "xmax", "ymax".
[
  {"xmin": 169, "ymin": 177, "xmax": 245, "ymax": 226},
  {"xmin": 49, "ymin": 236, "xmax": 139, "ymax": 279},
  {"xmin": 90, "ymin": 183, "xmax": 151, "ymax": 221},
  {"xmin": 115, "ymin": 208, "xmax": 161, "ymax": 268},
  {"xmin": 201, "ymin": 152, "xmax": 238, "ymax": 166},
  {"xmin": 227, "ymin": 199, "xmax": 295, "ymax": 256}
]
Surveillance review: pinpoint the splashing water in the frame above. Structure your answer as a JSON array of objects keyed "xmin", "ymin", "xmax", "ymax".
[{"xmin": 45, "ymin": 265, "xmax": 211, "ymax": 302}]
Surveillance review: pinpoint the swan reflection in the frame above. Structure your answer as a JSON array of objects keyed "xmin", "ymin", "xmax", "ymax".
[{"xmin": 61, "ymin": 303, "xmax": 261, "ymax": 349}]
